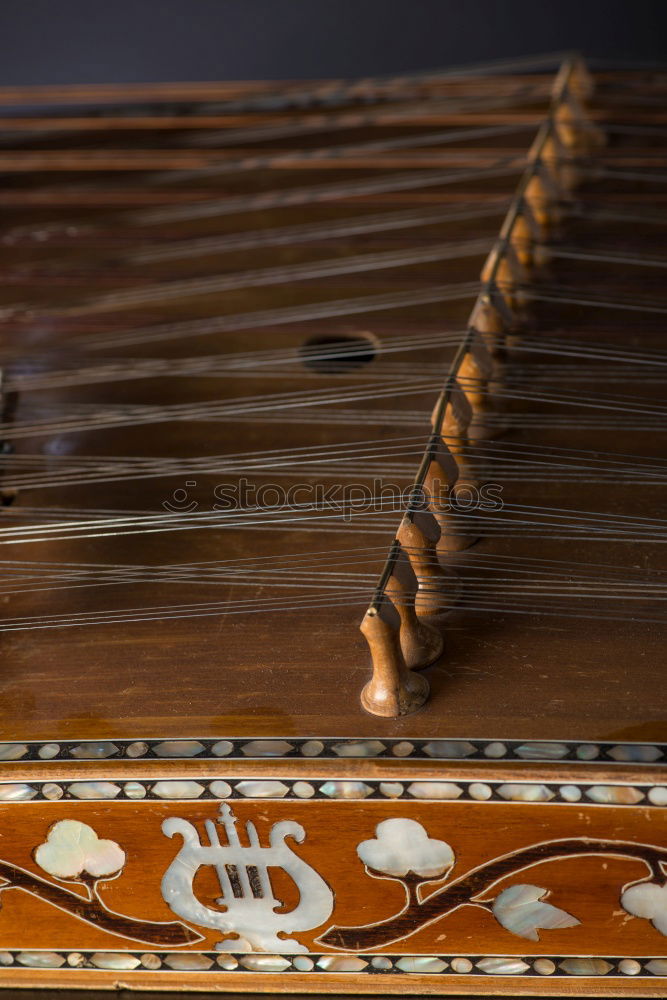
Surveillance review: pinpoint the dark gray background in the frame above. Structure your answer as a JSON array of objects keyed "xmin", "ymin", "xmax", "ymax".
[{"xmin": 0, "ymin": 0, "xmax": 664, "ymax": 86}]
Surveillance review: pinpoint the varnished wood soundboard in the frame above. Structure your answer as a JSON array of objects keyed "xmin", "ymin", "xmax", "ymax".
[{"xmin": 0, "ymin": 55, "xmax": 665, "ymax": 994}]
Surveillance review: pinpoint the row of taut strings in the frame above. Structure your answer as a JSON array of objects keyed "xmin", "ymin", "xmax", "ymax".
[
  {"xmin": 0, "ymin": 74, "xmax": 661, "ymax": 528},
  {"xmin": 0, "ymin": 55, "xmax": 665, "ymax": 699}
]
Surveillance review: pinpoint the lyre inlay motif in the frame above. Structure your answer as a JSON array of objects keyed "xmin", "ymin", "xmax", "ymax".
[{"xmin": 161, "ymin": 804, "xmax": 334, "ymax": 952}]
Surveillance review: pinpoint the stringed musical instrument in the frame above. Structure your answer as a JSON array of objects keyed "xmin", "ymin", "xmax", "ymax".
[{"xmin": 0, "ymin": 52, "xmax": 665, "ymax": 995}]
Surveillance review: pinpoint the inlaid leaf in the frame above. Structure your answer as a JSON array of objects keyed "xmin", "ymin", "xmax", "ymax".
[{"xmin": 492, "ymin": 884, "xmax": 580, "ymax": 941}]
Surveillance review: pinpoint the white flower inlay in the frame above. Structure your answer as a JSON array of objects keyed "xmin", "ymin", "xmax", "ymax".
[
  {"xmin": 621, "ymin": 881, "xmax": 667, "ymax": 935},
  {"xmin": 34, "ymin": 820, "xmax": 125, "ymax": 880},
  {"xmin": 357, "ymin": 818, "xmax": 454, "ymax": 878}
]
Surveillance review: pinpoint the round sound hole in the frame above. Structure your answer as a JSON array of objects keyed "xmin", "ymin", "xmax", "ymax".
[{"xmin": 298, "ymin": 333, "xmax": 377, "ymax": 373}]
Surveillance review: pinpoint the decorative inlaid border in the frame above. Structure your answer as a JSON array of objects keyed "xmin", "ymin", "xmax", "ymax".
[
  {"xmin": 0, "ymin": 950, "xmax": 665, "ymax": 978},
  {"xmin": 0, "ymin": 737, "xmax": 665, "ymax": 765},
  {"xmin": 1, "ymin": 778, "xmax": 666, "ymax": 806}
]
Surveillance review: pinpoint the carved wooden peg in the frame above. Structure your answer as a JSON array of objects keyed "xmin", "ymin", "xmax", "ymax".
[
  {"xmin": 509, "ymin": 213, "xmax": 534, "ymax": 272},
  {"xmin": 555, "ymin": 89, "xmax": 604, "ymax": 154},
  {"xmin": 501, "ymin": 241, "xmax": 529, "ymax": 311},
  {"xmin": 423, "ymin": 443, "xmax": 472, "ymax": 553},
  {"xmin": 433, "ymin": 378, "xmax": 473, "ymax": 438},
  {"xmin": 554, "ymin": 99, "xmax": 580, "ymax": 151},
  {"xmin": 480, "ymin": 244, "xmax": 526, "ymax": 310},
  {"xmin": 385, "ymin": 545, "xmax": 444, "ymax": 670},
  {"xmin": 480, "ymin": 246, "xmax": 501, "ymax": 286},
  {"xmin": 569, "ymin": 54, "xmax": 595, "ymax": 101},
  {"xmin": 542, "ymin": 129, "xmax": 581, "ymax": 196},
  {"xmin": 524, "ymin": 172, "xmax": 558, "ymax": 231},
  {"xmin": 487, "ymin": 281, "xmax": 518, "ymax": 333},
  {"xmin": 470, "ymin": 296, "xmax": 507, "ymax": 358},
  {"xmin": 517, "ymin": 197, "xmax": 551, "ymax": 273},
  {"xmin": 424, "ymin": 458, "xmax": 479, "ymax": 555},
  {"xmin": 458, "ymin": 333, "xmax": 497, "ymax": 441},
  {"xmin": 519, "ymin": 193, "xmax": 544, "ymax": 242},
  {"xmin": 541, "ymin": 133, "xmax": 564, "ymax": 190},
  {"xmin": 397, "ymin": 510, "xmax": 457, "ymax": 615},
  {"xmin": 360, "ymin": 595, "xmax": 430, "ymax": 718},
  {"xmin": 435, "ymin": 379, "xmax": 477, "ymax": 488},
  {"xmin": 425, "ymin": 434, "xmax": 459, "ymax": 496}
]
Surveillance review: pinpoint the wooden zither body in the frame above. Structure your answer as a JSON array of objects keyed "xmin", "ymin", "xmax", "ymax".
[{"xmin": 0, "ymin": 53, "xmax": 665, "ymax": 994}]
